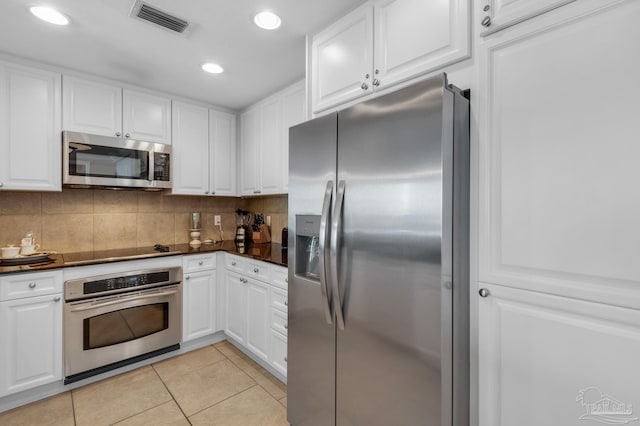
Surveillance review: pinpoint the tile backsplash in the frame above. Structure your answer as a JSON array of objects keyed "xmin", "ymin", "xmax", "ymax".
[{"xmin": 0, "ymin": 189, "xmax": 289, "ymax": 252}]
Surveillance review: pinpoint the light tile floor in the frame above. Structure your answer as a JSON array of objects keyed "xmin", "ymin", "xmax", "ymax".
[{"xmin": 0, "ymin": 341, "xmax": 289, "ymax": 426}]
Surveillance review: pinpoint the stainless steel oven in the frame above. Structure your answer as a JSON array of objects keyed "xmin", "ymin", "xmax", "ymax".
[{"xmin": 63, "ymin": 267, "xmax": 182, "ymax": 384}]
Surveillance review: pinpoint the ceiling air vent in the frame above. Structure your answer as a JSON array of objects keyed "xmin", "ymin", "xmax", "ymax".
[{"xmin": 130, "ymin": 1, "xmax": 191, "ymax": 35}]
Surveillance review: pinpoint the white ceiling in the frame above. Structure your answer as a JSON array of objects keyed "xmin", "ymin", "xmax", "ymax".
[{"xmin": 0, "ymin": 0, "xmax": 365, "ymax": 110}]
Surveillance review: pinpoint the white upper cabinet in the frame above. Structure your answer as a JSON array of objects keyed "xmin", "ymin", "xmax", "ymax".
[
  {"xmin": 374, "ymin": 0, "xmax": 469, "ymax": 90},
  {"xmin": 0, "ymin": 61, "xmax": 61, "ymax": 192},
  {"xmin": 63, "ymin": 76, "xmax": 172, "ymax": 144},
  {"xmin": 172, "ymin": 102, "xmax": 237, "ymax": 196},
  {"xmin": 122, "ymin": 89, "xmax": 171, "ymax": 144},
  {"xmin": 240, "ymin": 80, "xmax": 305, "ymax": 196},
  {"xmin": 62, "ymin": 75, "xmax": 122, "ymax": 137},
  {"xmin": 479, "ymin": 0, "xmax": 575, "ymax": 36},
  {"xmin": 477, "ymin": 0, "xmax": 640, "ymax": 300},
  {"xmin": 312, "ymin": 3, "xmax": 373, "ymax": 112},
  {"xmin": 209, "ymin": 110, "xmax": 237, "ymax": 196},
  {"xmin": 311, "ymin": 0, "xmax": 469, "ymax": 113},
  {"xmin": 171, "ymin": 101, "xmax": 210, "ymax": 195}
]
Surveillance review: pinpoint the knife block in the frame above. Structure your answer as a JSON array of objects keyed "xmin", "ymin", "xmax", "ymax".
[{"xmin": 252, "ymin": 224, "xmax": 271, "ymax": 244}]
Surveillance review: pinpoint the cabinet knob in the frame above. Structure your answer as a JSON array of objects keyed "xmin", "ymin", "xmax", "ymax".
[
  {"xmin": 285, "ymin": 278, "xmax": 288, "ymax": 283},
  {"xmin": 125, "ymin": 133, "xmax": 131, "ymax": 138},
  {"xmin": 28, "ymin": 282, "xmax": 37, "ymax": 289},
  {"xmin": 254, "ymin": 268, "xmax": 259, "ymax": 273},
  {"xmin": 185, "ymin": 275, "xmax": 191, "ymax": 281},
  {"xmin": 373, "ymin": 78, "xmax": 380, "ymax": 87},
  {"xmin": 483, "ymin": 4, "xmax": 490, "ymax": 11},
  {"xmin": 375, "ymin": 69, "xmax": 379, "ymax": 75},
  {"xmin": 284, "ymin": 356, "xmax": 287, "ymax": 362},
  {"xmin": 232, "ymin": 261, "xmax": 237, "ymax": 266},
  {"xmin": 53, "ymin": 296, "xmax": 61, "ymax": 302},
  {"xmin": 365, "ymin": 73, "xmax": 370, "ymax": 79},
  {"xmin": 479, "ymin": 288, "xmax": 490, "ymax": 298},
  {"xmin": 211, "ymin": 191, "xmax": 216, "ymax": 195},
  {"xmin": 284, "ymin": 299, "xmax": 288, "ymax": 306},
  {"xmin": 205, "ymin": 191, "xmax": 209, "ymax": 195},
  {"xmin": 361, "ymin": 82, "xmax": 369, "ymax": 91},
  {"xmin": 198, "ymin": 260, "xmax": 204, "ymax": 266},
  {"xmin": 0, "ymin": 182, "xmax": 4, "ymax": 188},
  {"xmin": 284, "ymin": 323, "xmax": 288, "ymax": 329},
  {"xmin": 253, "ymin": 190, "xmax": 261, "ymax": 194},
  {"xmin": 115, "ymin": 132, "xmax": 122, "ymax": 137},
  {"xmin": 481, "ymin": 16, "xmax": 491, "ymax": 27}
]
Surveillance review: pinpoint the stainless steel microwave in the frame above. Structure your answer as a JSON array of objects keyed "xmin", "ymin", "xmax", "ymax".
[{"xmin": 63, "ymin": 131, "xmax": 171, "ymax": 190}]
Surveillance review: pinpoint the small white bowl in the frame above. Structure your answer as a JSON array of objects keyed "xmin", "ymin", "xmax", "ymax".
[{"xmin": 1, "ymin": 245, "xmax": 20, "ymax": 258}]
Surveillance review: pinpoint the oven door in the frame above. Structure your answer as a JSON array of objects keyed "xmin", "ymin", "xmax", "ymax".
[{"xmin": 64, "ymin": 284, "xmax": 182, "ymax": 378}]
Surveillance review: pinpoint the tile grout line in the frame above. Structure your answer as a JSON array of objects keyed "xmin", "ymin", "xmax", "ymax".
[
  {"xmin": 70, "ymin": 390, "xmax": 77, "ymax": 426},
  {"xmin": 150, "ymin": 364, "xmax": 193, "ymax": 426},
  {"xmin": 186, "ymin": 384, "xmax": 261, "ymax": 419}
]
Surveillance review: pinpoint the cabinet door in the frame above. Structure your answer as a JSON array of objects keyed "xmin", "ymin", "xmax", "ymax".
[
  {"xmin": 0, "ymin": 294, "xmax": 62, "ymax": 397},
  {"xmin": 122, "ymin": 89, "xmax": 171, "ymax": 144},
  {"xmin": 478, "ymin": 1, "xmax": 640, "ymax": 296},
  {"xmin": 62, "ymin": 75, "xmax": 122, "ymax": 137},
  {"xmin": 311, "ymin": 3, "xmax": 373, "ymax": 113},
  {"xmin": 280, "ymin": 82, "xmax": 306, "ymax": 193},
  {"xmin": 245, "ymin": 278, "xmax": 270, "ymax": 361},
  {"xmin": 0, "ymin": 62, "xmax": 61, "ymax": 191},
  {"xmin": 225, "ymin": 271, "xmax": 246, "ymax": 343},
  {"xmin": 269, "ymin": 329, "xmax": 287, "ymax": 378},
  {"xmin": 374, "ymin": 0, "xmax": 469, "ymax": 89},
  {"xmin": 259, "ymin": 98, "xmax": 282, "ymax": 194},
  {"xmin": 210, "ymin": 110, "xmax": 237, "ymax": 196},
  {"xmin": 183, "ymin": 270, "xmax": 217, "ymax": 342},
  {"xmin": 171, "ymin": 101, "xmax": 210, "ymax": 195},
  {"xmin": 239, "ymin": 108, "xmax": 260, "ymax": 195},
  {"xmin": 478, "ymin": 283, "xmax": 640, "ymax": 426},
  {"xmin": 480, "ymin": 0, "xmax": 575, "ymax": 35}
]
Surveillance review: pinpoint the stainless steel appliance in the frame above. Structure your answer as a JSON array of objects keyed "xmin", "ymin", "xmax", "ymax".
[
  {"xmin": 287, "ymin": 74, "xmax": 470, "ymax": 426},
  {"xmin": 63, "ymin": 131, "xmax": 172, "ymax": 190},
  {"xmin": 63, "ymin": 266, "xmax": 182, "ymax": 384}
]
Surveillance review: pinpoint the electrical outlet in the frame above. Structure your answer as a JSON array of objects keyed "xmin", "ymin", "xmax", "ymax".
[
  {"xmin": 266, "ymin": 215, "xmax": 271, "ymax": 226},
  {"xmin": 214, "ymin": 215, "xmax": 221, "ymax": 226}
]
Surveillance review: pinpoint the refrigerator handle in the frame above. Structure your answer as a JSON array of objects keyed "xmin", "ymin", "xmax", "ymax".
[
  {"xmin": 318, "ymin": 180, "xmax": 334, "ymax": 324},
  {"xmin": 330, "ymin": 180, "xmax": 346, "ymax": 330}
]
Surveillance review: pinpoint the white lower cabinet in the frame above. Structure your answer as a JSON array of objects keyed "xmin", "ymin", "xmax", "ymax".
[
  {"xmin": 478, "ymin": 283, "xmax": 640, "ymax": 426},
  {"xmin": 182, "ymin": 254, "xmax": 218, "ymax": 342},
  {"xmin": 0, "ymin": 271, "xmax": 63, "ymax": 397},
  {"xmin": 224, "ymin": 255, "xmax": 288, "ymax": 377}
]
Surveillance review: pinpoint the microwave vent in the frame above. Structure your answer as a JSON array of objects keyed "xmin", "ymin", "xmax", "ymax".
[{"xmin": 130, "ymin": 1, "xmax": 190, "ymax": 34}]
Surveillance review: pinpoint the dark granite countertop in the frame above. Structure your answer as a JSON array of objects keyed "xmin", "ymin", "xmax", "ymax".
[{"xmin": 0, "ymin": 242, "xmax": 287, "ymax": 276}]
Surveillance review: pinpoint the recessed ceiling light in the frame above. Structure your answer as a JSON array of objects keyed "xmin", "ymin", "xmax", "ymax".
[
  {"xmin": 254, "ymin": 11, "xmax": 281, "ymax": 30},
  {"xmin": 201, "ymin": 63, "xmax": 224, "ymax": 74},
  {"xmin": 30, "ymin": 6, "xmax": 69, "ymax": 26}
]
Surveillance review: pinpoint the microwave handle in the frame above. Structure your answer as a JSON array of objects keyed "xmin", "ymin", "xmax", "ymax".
[{"xmin": 148, "ymin": 150, "xmax": 154, "ymax": 181}]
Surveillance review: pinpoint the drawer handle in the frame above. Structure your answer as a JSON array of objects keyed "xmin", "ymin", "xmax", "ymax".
[
  {"xmin": 53, "ymin": 296, "xmax": 61, "ymax": 302},
  {"xmin": 479, "ymin": 288, "xmax": 490, "ymax": 298},
  {"xmin": 29, "ymin": 282, "xmax": 37, "ymax": 289},
  {"xmin": 284, "ymin": 356, "xmax": 287, "ymax": 362},
  {"xmin": 198, "ymin": 260, "xmax": 204, "ymax": 266},
  {"xmin": 284, "ymin": 323, "xmax": 288, "ymax": 329},
  {"xmin": 232, "ymin": 261, "xmax": 236, "ymax": 266},
  {"xmin": 284, "ymin": 299, "xmax": 288, "ymax": 306},
  {"xmin": 285, "ymin": 278, "xmax": 288, "ymax": 283},
  {"xmin": 254, "ymin": 268, "xmax": 259, "ymax": 273},
  {"xmin": 481, "ymin": 16, "xmax": 491, "ymax": 27}
]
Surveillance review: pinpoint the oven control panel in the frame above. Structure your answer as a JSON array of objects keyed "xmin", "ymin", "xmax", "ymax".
[{"xmin": 64, "ymin": 267, "xmax": 182, "ymax": 302}]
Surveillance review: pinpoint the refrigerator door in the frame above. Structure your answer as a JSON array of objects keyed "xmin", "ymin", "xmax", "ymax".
[
  {"xmin": 288, "ymin": 114, "xmax": 338, "ymax": 426},
  {"xmin": 333, "ymin": 75, "xmax": 453, "ymax": 425}
]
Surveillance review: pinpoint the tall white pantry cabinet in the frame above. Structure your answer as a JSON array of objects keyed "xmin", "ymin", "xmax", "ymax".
[{"xmin": 475, "ymin": 1, "xmax": 640, "ymax": 425}]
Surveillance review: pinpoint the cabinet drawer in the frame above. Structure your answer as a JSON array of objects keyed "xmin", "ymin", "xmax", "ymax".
[
  {"xmin": 272, "ymin": 266, "xmax": 288, "ymax": 290},
  {"xmin": 246, "ymin": 259, "xmax": 271, "ymax": 282},
  {"xmin": 225, "ymin": 254, "xmax": 246, "ymax": 274},
  {"xmin": 270, "ymin": 329, "xmax": 287, "ymax": 377},
  {"xmin": 0, "ymin": 271, "xmax": 63, "ymax": 301},
  {"xmin": 271, "ymin": 308, "xmax": 288, "ymax": 336},
  {"xmin": 183, "ymin": 253, "xmax": 216, "ymax": 273},
  {"xmin": 271, "ymin": 288, "xmax": 288, "ymax": 313}
]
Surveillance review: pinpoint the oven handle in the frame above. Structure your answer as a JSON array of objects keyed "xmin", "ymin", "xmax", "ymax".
[{"xmin": 67, "ymin": 287, "xmax": 179, "ymax": 312}]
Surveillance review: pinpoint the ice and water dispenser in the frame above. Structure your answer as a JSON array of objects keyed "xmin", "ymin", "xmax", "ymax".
[{"xmin": 295, "ymin": 215, "xmax": 321, "ymax": 280}]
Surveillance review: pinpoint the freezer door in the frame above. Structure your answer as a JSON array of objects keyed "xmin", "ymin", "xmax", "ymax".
[
  {"xmin": 287, "ymin": 113, "xmax": 337, "ymax": 426},
  {"xmin": 333, "ymin": 75, "xmax": 455, "ymax": 426}
]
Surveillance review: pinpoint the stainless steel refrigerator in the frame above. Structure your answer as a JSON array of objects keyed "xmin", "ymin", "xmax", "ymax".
[{"xmin": 287, "ymin": 73, "xmax": 470, "ymax": 426}]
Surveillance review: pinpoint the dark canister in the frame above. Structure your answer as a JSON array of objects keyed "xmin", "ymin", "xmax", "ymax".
[{"xmin": 281, "ymin": 227, "xmax": 288, "ymax": 248}]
